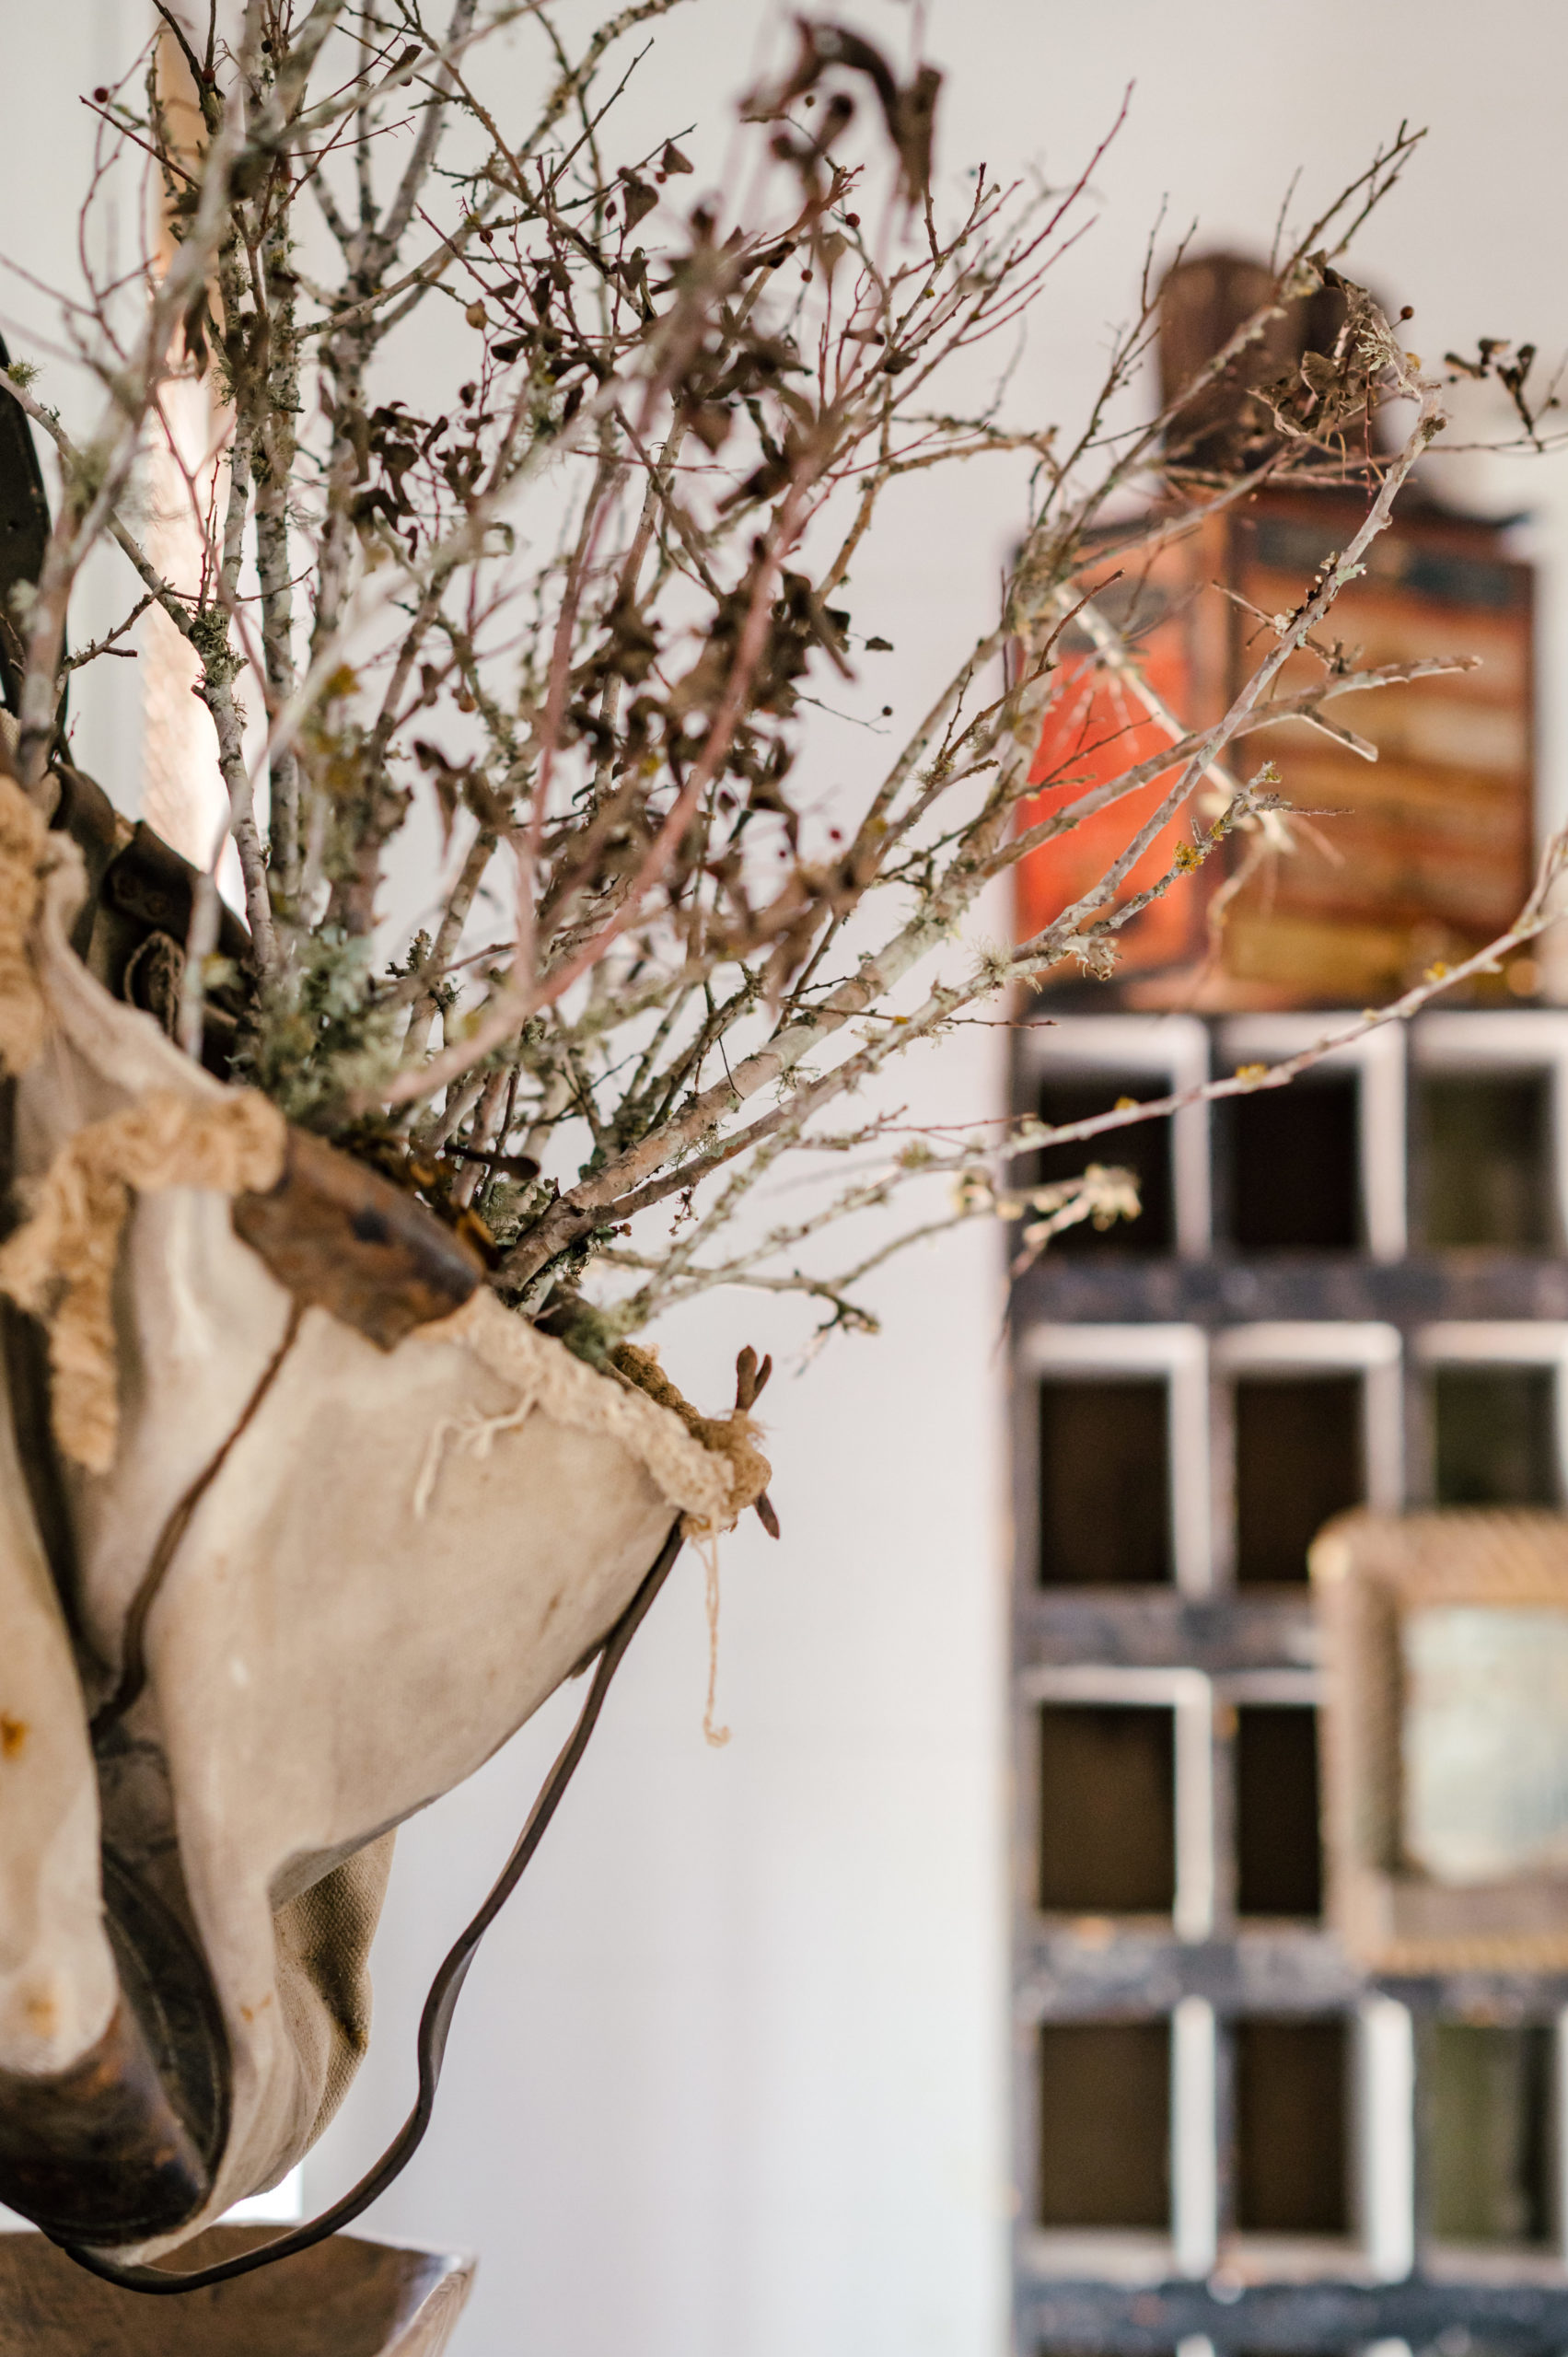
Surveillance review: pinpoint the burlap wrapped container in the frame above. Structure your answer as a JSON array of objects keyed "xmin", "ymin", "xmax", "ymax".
[{"xmin": 0, "ymin": 781, "xmax": 760, "ymax": 2261}]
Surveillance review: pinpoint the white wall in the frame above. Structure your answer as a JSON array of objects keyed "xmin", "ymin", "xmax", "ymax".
[
  {"xmin": 6, "ymin": 6, "xmax": 1568, "ymax": 2354},
  {"xmin": 0, "ymin": 2, "xmax": 146, "ymax": 795}
]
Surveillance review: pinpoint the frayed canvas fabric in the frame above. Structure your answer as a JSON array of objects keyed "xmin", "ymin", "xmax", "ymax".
[
  {"xmin": 0, "ymin": 779, "xmax": 761, "ymax": 2258},
  {"xmin": 0, "ymin": 1087, "xmax": 285, "ymax": 1474}
]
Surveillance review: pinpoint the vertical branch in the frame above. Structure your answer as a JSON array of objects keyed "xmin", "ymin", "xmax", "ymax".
[
  {"xmin": 194, "ymin": 419, "xmax": 277, "ymax": 969},
  {"xmin": 255, "ymin": 148, "xmax": 303, "ymax": 905},
  {"xmin": 400, "ymin": 823, "xmax": 499, "ymax": 1049},
  {"xmin": 12, "ymin": 12, "xmax": 261, "ymax": 799}
]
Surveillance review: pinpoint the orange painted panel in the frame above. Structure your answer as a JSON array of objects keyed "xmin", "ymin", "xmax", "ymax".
[{"xmin": 1014, "ymin": 637, "xmax": 1208, "ymax": 978}]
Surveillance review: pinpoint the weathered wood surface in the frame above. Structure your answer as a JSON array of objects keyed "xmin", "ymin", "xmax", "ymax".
[
  {"xmin": 232, "ymin": 1127, "xmax": 483, "ymax": 1350},
  {"xmin": 1017, "ymin": 1591, "xmax": 1320, "ymax": 1673},
  {"xmin": 1016, "ymin": 1923, "xmax": 1568, "ymax": 2020},
  {"xmin": 1016, "ymin": 2270, "xmax": 1568, "ymax": 2352},
  {"xmin": 1013, "ymin": 1248, "xmax": 1568, "ymax": 1329},
  {"xmin": 0, "ymin": 2228, "xmax": 473, "ymax": 2355},
  {"xmin": 1015, "ymin": 1926, "xmax": 1363, "ymax": 2017}
]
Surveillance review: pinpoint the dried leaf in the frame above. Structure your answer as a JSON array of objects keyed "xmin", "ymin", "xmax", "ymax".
[{"xmin": 618, "ymin": 170, "xmax": 658, "ymax": 230}]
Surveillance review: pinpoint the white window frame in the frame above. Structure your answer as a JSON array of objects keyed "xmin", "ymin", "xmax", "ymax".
[
  {"xmin": 1359, "ymin": 1996, "xmax": 1416, "ymax": 2282},
  {"xmin": 1022, "ymin": 1014, "xmax": 1212, "ymax": 1258},
  {"xmin": 1411, "ymin": 1009, "xmax": 1568, "ymax": 1251},
  {"xmin": 1212, "ymin": 1323, "xmax": 1404, "ymax": 1585},
  {"xmin": 1415, "ymin": 1321, "xmax": 1568, "ymax": 1499},
  {"xmin": 1021, "ymin": 1324, "xmax": 1211, "ymax": 1594},
  {"xmin": 1220, "ymin": 1014, "xmax": 1407, "ymax": 1261},
  {"xmin": 1021, "ymin": 1662, "xmax": 1214, "ymax": 1944}
]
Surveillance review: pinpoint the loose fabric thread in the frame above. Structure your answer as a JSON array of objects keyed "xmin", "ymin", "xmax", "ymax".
[
  {"xmin": 412, "ymin": 1396, "xmax": 541, "ymax": 1519},
  {"xmin": 702, "ymin": 1537, "xmax": 731, "ymax": 1749}
]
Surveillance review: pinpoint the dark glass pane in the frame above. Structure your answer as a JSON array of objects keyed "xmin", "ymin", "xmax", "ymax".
[
  {"xmin": 1038, "ymin": 2022, "xmax": 1169, "ymax": 2228},
  {"xmin": 1236, "ymin": 1376, "xmax": 1363, "ymax": 1586},
  {"xmin": 1234, "ymin": 2018, "xmax": 1348, "ymax": 2234},
  {"xmin": 1237, "ymin": 1708, "xmax": 1322, "ymax": 1918},
  {"xmin": 1434, "ymin": 1367, "xmax": 1558, "ymax": 1506},
  {"xmin": 1427, "ymin": 2024, "xmax": 1552, "ymax": 2245},
  {"xmin": 1419, "ymin": 1074, "xmax": 1553, "ymax": 1250},
  {"xmin": 1039, "ymin": 1379, "xmax": 1171, "ymax": 1586},
  {"xmin": 1039, "ymin": 1706, "xmax": 1176, "ymax": 1915},
  {"xmin": 1037, "ymin": 1081, "xmax": 1174, "ymax": 1254},
  {"xmin": 1225, "ymin": 1075, "xmax": 1359, "ymax": 1249}
]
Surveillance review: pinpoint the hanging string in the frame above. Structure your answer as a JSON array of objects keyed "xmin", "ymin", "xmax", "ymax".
[{"xmin": 702, "ymin": 1538, "xmax": 730, "ymax": 1748}]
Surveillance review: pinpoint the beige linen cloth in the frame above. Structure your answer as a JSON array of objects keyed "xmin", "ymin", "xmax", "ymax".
[{"xmin": 0, "ymin": 781, "xmax": 754, "ymax": 2258}]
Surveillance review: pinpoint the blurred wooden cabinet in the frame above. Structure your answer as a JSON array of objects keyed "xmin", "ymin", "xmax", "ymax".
[
  {"xmin": 1011, "ymin": 1007, "xmax": 1568, "ymax": 2354},
  {"xmin": 1010, "ymin": 253, "xmax": 1568, "ymax": 2357},
  {"xmin": 1007, "ymin": 488, "xmax": 1568, "ymax": 2353},
  {"xmin": 1015, "ymin": 492, "xmax": 1535, "ymax": 1009}
]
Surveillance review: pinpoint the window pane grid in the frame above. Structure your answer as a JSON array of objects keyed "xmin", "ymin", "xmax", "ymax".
[{"xmin": 1016, "ymin": 1012, "xmax": 1568, "ymax": 2317}]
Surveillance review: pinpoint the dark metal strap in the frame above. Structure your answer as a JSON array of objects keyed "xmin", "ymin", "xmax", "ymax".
[
  {"xmin": 92, "ymin": 1304, "xmax": 305, "ymax": 1744},
  {"xmin": 54, "ymin": 1523, "xmax": 684, "ymax": 2296}
]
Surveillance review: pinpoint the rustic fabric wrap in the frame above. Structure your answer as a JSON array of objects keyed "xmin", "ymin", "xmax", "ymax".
[
  {"xmin": 0, "ymin": 1337, "xmax": 118, "ymax": 2078},
  {"xmin": 0, "ymin": 778, "xmax": 760, "ymax": 2257},
  {"xmin": 0, "ymin": 1088, "xmax": 285, "ymax": 1474}
]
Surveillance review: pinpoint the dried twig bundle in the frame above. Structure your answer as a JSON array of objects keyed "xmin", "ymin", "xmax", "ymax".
[{"xmin": 2, "ymin": 2, "xmax": 1546, "ymax": 1354}]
